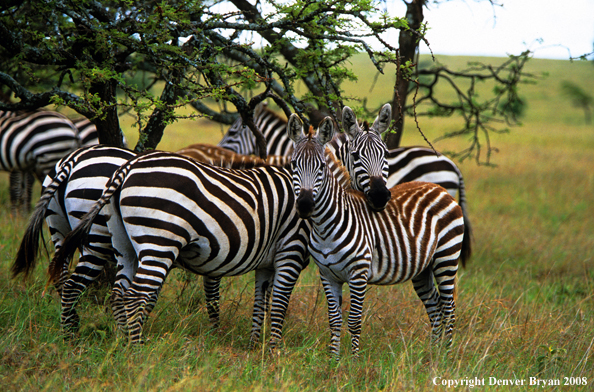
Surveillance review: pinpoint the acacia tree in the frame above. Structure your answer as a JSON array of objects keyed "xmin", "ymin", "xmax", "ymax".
[{"xmin": 0, "ymin": 0, "xmax": 533, "ymax": 163}]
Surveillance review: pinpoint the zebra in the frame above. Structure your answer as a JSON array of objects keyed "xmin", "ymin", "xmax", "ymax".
[
  {"xmin": 287, "ymin": 113, "xmax": 466, "ymax": 359},
  {"xmin": 218, "ymin": 103, "xmax": 472, "ymax": 261},
  {"xmin": 47, "ymin": 150, "xmax": 311, "ymax": 346},
  {"xmin": 218, "ymin": 102, "xmax": 292, "ymax": 157},
  {"xmin": 71, "ymin": 116, "xmax": 128, "ymax": 148},
  {"xmin": 0, "ymin": 109, "xmax": 80, "ymax": 213},
  {"xmin": 71, "ymin": 117, "xmax": 99, "ymax": 147},
  {"xmin": 11, "ymin": 143, "xmax": 290, "ymax": 333},
  {"xmin": 177, "ymin": 143, "xmax": 290, "ymax": 168}
]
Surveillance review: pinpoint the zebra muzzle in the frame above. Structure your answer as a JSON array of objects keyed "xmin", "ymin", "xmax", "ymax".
[
  {"xmin": 366, "ymin": 176, "xmax": 391, "ymax": 211},
  {"xmin": 296, "ymin": 189, "xmax": 315, "ymax": 218}
]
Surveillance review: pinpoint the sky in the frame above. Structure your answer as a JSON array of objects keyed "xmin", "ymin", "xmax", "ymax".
[{"xmin": 409, "ymin": 0, "xmax": 594, "ymax": 60}]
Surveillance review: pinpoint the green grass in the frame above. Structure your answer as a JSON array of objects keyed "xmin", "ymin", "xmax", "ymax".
[{"xmin": 1, "ymin": 55, "xmax": 593, "ymax": 391}]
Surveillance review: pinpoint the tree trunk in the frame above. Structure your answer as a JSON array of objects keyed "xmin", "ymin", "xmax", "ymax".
[
  {"xmin": 387, "ymin": 0, "xmax": 426, "ymax": 149},
  {"xmin": 89, "ymin": 80, "xmax": 125, "ymax": 147}
]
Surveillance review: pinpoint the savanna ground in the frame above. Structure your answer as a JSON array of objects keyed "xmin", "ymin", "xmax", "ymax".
[{"xmin": 0, "ymin": 55, "xmax": 593, "ymax": 391}]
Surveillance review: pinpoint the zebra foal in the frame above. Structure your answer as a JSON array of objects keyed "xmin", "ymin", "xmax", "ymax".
[{"xmin": 287, "ymin": 114, "xmax": 466, "ymax": 359}]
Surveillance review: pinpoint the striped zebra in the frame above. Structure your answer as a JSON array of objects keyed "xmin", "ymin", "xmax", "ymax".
[
  {"xmin": 287, "ymin": 114, "xmax": 466, "ymax": 359},
  {"xmin": 71, "ymin": 116, "xmax": 128, "ymax": 148},
  {"xmin": 71, "ymin": 117, "xmax": 99, "ymax": 147},
  {"xmin": 11, "ymin": 143, "xmax": 290, "ymax": 333},
  {"xmin": 218, "ymin": 102, "xmax": 292, "ymax": 156},
  {"xmin": 48, "ymin": 151, "xmax": 311, "ymax": 346},
  {"xmin": 218, "ymin": 104, "xmax": 472, "ymax": 261},
  {"xmin": 0, "ymin": 109, "xmax": 80, "ymax": 213}
]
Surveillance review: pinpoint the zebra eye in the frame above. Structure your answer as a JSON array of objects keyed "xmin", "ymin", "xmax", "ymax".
[{"xmin": 351, "ymin": 151, "xmax": 360, "ymax": 159}]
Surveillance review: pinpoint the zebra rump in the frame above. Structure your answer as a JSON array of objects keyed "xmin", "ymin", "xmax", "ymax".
[{"xmin": 49, "ymin": 151, "xmax": 310, "ymax": 346}]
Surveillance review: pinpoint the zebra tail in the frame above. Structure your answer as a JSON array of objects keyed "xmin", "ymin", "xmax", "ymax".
[
  {"xmin": 11, "ymin": 162, "xmax": 74, "ymax": 279},
  {"xmin": 457, "ymin": 170, "xmax": 473, "ymax": 268},
  {"xmin": 48, "ymin": 155, "xmax": 134, "ymax": 284}
]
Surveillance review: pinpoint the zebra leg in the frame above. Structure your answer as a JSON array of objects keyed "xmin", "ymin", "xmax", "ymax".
[
  {"xmin": 248, "ymin": 269, "xmax": 274, "ymax": 348},
  {"xmin": 23, "ymin": 171, "xmax": 35, "ymax": 213},
  {"xmin": 320, "ymin": 274, "xmax": 344, "ymax": 360},
  {"xmin": 411, "ymin": 268, "xmax": 443, "ymax": 344},
  {"xmin": 433, "ymin": 258, "xmax": 458, "ymax": 348},
  {"xmin": 9, "ymin": 171, "xmax": 24, "ymax": 214},
  {"xmin": 60, "ymin": 251, "xmax": 110, "ymax": 332},
  {"xmin": 110, "ymin": 256, "xmax": 138, "ymax": 333},
  {"xmin": 267, "ymin": 264, "xmax": 303, "ymax": 351},
  {"xmin": 123, "ymin": 263, "xmax": 170, "ymax": 344},
  {"xmin": 203, "ymin": 276, "xmax": 222, "ymax": 329},
  {"xmin": 347, "ymin": 271, "xmax": 369, "ymax": 358}
]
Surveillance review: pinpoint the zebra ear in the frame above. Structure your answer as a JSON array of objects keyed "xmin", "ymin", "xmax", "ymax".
[
  {"xmin": 342, "ymin": 106, "xmax": 360, "ymax": 139},
  {"xmin": 371, "ymin": 103, "xmax": 392, "ymax": 135},
  {"xmin": 317, "ymin": 116, "xmax": 335, "ymax": 145},
  {"xmin": 287, "ymin": 113, "xmax": 305, "ymax": 142}
]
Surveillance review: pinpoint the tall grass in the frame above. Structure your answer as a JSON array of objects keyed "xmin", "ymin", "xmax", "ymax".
[{"xmin": 0, "ymin": 55, "xmax": 593, "ymax": 391}]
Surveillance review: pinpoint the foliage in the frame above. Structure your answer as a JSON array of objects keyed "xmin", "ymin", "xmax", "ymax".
[
  {"xmin": 560, "ymin": 80, "xmax": 592, "ymax": 125},
  {"xmin": 0, "ymin": 0, "xmax": 411, "ymax": 153}
]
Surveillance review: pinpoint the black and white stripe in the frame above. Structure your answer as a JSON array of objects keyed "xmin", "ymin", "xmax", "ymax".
[
  {"xmin": 49, "ymin": 151, "xmax": 311, "ymax": 346},
  {"xmin": 218, "ymin": 104, "xmax": 472, "ymax": 260},
  {"xmin": 0, "ymin": 109, "xmax": 80, "ymax": 212},
  {"xmin": 288, "ymin": 114, "xmax": 466, "ymax": 359},
  {"xmin": 218, "ymin": 102, "xmax": 292, "ymax": 157},
  {"xmin": 12, "ymin": 144, "xmax": 291, "ymax": 333}
]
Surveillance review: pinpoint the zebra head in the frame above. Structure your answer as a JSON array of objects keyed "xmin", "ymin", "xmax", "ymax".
[
  {"xmin": 342, "ymin": 104, "xmax": 392, "ymax": 211},
  {"xmin": 287, "ymin": 113, "xmax": 335, "ymax": 219}
]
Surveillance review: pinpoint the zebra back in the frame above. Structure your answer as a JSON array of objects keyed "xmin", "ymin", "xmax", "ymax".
[
  {"xmin": 176, "ymin": 143, "xmax": 290, "ymax": 169},
  {"xmin": 218, "ymin": 102, "xmax": 293, "ymax": 157},
  {"xmin": 71, "ymin": 117, "xmax": 99, "ymax": 147},
  {"xmin": 0, "ymin": 109, "xmax": 80, "ymax": 178}
]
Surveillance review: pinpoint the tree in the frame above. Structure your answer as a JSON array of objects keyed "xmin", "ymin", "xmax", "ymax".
[
  {"xmin": 0, "ymin": 0, "xmax": 534, "ymax": 163},
  {"xmin": 561, "ymin": 81, "xmax": 592, "ymax": 125}
]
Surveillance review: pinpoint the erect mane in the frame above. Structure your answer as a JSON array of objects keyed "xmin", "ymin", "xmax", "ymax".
[
  {"xmin": 177, "ymin": 143, "xmax": 274, "ymax": 169},
  {"xmin": 324, "ymin": 147, "xmax": 353, "ymax": 191}
]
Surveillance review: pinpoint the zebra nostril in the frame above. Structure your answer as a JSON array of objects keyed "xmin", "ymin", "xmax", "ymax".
[
  {"xmin": 296, "ymin": 189, "xmax": 314, "ymax": 218},
  {"xmin": 366, "ymin": 177, "xmax": 391, "ymax": 211}
]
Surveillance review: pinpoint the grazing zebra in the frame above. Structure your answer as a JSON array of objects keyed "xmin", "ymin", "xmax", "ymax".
[
  {"xmin": 11, "ymin": 143, "xmax": 292, "ymax": 333},
  {"xmin": 287, "ymin": 114, "xmax": 466, "ymax": 359},
  {"xmin": 0, "ymin": 109, "xmax": 80, "ymax": 213},
  {"xmin": 71, "ymin": 117, "xmax": 99, "ymax": 147},
  {"xmin": 218, "ymin": 103, "xmax": 472, "ymax": 261},
  {"xmin": 48, "ymin": 151, "xmax": 311, "ymax": 346},
  {"xmin": 218, "ymin": 102, "xmax": 292, "ymax": 156}
]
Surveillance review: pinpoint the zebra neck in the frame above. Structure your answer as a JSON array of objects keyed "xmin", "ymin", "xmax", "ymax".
[{"xmin": 309, "ymin": 166, "xmax": 356, "ymax": 232}]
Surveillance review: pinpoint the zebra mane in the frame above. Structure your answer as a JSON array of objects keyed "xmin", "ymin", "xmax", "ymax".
[
  {"xmin": 176, "ymin": 143, "xmax": 285, "ymax": 169},
  {"xmin": 324, "ymin": 147, "xmax": 354, "ymax": 191}
]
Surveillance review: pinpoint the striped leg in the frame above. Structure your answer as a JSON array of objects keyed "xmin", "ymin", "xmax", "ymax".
[
  {"xmin": 60, "ymin": 252, "xmax": 109, "ymax": 332},
  {"xmin": 347, "ymin": 270, "xmax": 369, "ymax": 358},
  {"xmin": 320, "ymin": 275, "xmax": 343, "ymax": 360},
  {"xmin": 433, "ymin": 258, "xmax": 459, "ymax": 348},
  {"xmin": 411, "ymin": 269, "xmax": 444, "ymax": 344},
  {"xmin": 203, "ymin": 276, "xmax": 222, "ymax": 329},
  {"xmin": 267, "ymin": 263, "xmax": 303, "ymax": 350},
  {"xmin": 249, "ymin": 269, "xmax": 274, "ymax": 347}
]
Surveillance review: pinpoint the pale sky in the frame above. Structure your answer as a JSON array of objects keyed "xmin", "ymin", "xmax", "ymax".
[{"xmin": 413, "ymin": 0, "xmax": 594, "ymax": 59}]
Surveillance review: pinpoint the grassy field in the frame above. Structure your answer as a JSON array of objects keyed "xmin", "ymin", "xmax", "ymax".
[{"xmin": 0, "ymin": 55, "xmax": 593, "ymax": 391}]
